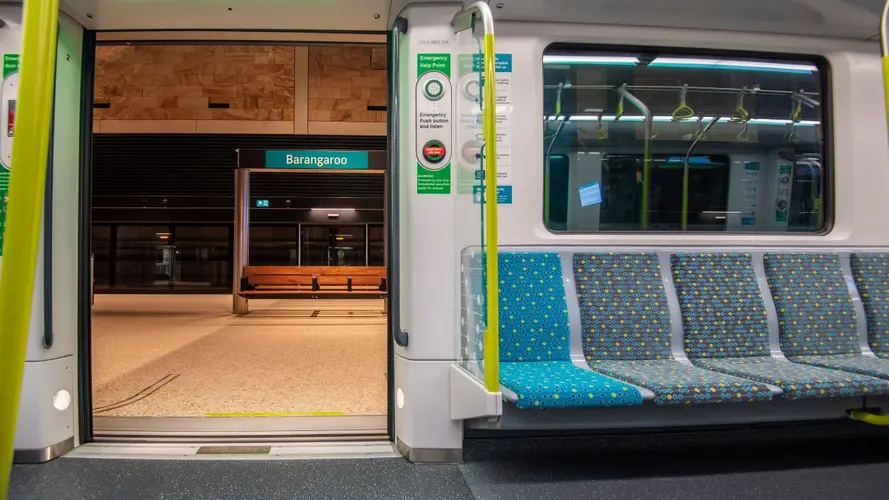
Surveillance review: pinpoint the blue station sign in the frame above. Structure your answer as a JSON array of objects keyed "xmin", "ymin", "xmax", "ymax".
[{"xmin": 264, "ymin": 150, "xmax": 370, "ymax": 170}]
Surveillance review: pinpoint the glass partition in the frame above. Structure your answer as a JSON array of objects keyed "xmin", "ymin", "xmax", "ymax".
[
  {"xmin": 455, "ymin": 18, "xmax": 498, "ymax": 388},
  {"xmin": 300, "ymin": 225, "xmax": 367, "ymax": 267}
]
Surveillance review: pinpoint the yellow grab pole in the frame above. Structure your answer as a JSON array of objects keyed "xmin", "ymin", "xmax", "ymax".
[
  {"xmin": 883, "ymin": 1, "xmax": 889, "ymax": 127},
  {"xmin": 0, "ymin": 0, "xmax": 60, "ymax": 494},
  {"xmin": 482, "ymin": 32, "xmax": 499, "ymax": 393},
  {"xmin": 854, "ymin": 2, "xmax": 889, "ymax": 428}
]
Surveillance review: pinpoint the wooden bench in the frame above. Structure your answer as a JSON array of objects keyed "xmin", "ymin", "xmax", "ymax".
[{"xmin": 239, "ymin": 266, "xmax": 387, "ymax": 298}]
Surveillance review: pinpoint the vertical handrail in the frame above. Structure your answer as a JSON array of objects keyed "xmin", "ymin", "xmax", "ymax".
[
  {"xmin": 615, "ymin": 84, "xmax": 653, "ymax": 230},
  {"xmin": 0, "ymin": 0, "xmax": 60, "ymax": 494},
  {"xmin": 452, "ymin": 2, "xmax": 499, "ymax": 393},
  {"xmin": 389, "ymin": 17, "xmax": 408, "ymax": 347}
]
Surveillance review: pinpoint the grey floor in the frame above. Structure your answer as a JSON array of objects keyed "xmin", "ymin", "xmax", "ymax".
[{"xmin": 10, "ymin": 437, "xmax": 889, "ymax": 500}]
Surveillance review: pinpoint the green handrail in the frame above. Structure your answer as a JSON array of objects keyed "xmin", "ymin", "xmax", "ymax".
[
  {"xmin": 0, "ymin": 0, "xmax": 60, "ymax": 494},
  {"xmin": 453, "ymin": 2, "xmax": 499, "ymax": 393}
]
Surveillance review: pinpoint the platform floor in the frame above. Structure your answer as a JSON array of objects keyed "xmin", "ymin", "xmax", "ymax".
[{"xmin": 91, "ymin": 295, "xmax": 387, "ymax": 417}]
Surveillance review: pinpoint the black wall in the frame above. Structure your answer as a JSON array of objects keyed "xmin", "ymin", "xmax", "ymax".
[{"xmin": 92, "ymin": 134, "xmax": 387, "ymax": 224}]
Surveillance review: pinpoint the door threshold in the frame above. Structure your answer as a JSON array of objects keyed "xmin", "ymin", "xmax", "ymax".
[
  {"xmin": 66, "ymin": 440, "xmax": 398, "ymax": 460},
  {"xmin": 93, "ymin": 415, "xmax": 388, "ymax": 442}
]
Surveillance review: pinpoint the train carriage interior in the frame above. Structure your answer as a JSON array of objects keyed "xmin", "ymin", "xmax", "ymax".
[{"xmin": 5, "ymin": 0, "xmax": 889, "ymax": 498}]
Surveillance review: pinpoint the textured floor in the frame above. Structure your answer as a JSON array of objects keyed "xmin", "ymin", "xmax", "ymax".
[
  {"xmin": 92, "ymin": 295, "xmax": 387, "ymax": 416},
  {"xmin": 10, "ymin": 442, "xmax": 889, "ymax": 500}
]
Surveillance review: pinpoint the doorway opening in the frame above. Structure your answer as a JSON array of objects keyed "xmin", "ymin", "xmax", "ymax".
[{"xmin": 85, "ymin": 40, "xmax": 390, "ymax": 439}]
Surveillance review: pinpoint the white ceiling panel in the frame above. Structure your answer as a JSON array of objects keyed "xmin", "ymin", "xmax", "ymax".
[
  {"xmin": 61, "ymin": 0, "xmax": 392, "ymax": 31},
  {"xmin": 390, "ymin": 0, "xmax": 886, "ymax": 40},
  {"xmin": 57, "ymin": 0, "xmax": 889, "ymax": 40}
]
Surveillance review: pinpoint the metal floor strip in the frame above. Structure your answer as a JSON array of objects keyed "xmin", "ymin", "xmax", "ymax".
[{"xmin": 64, "ymin": 441, "xmax": 399, "ymax": 460}]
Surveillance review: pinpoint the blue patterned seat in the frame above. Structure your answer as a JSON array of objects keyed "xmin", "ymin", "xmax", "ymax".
[
  {"xmin": 497, "ymin": 252, "xmax": 644, "ymax": 409},
  {"xmin": 574, "ymin": 252, "xmax": 772, "ymax": 405},
  {"xmin": 765, "ymin": 253, "xmax": 889, "ymax": 381},
  {"xmin": 850, "ymin": 253, "xmax": 889, "ymax": 358},
  {"xmin": 672, "ymin": 252, "xmax": 889, "ymax": 399}
]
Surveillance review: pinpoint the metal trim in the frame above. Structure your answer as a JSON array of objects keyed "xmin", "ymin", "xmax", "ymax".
[
  {"xmin": 14, "ymin": 436, "xmax": 75, "ymax": 464},
  {"xmin": 560, "ymin": 252, "xmax": 585, "ymax": 367},
  {"xmin": 395, "ymin": 439, "xmax": 462, "ymax": 464},
  {"xmin": 752, "ymin": 251, "xmax": 786, "ymax": 359},
  {"xmin": 94, "ymin": 415, "xmax": 387, "ymax": 439},
  {"xmin": 840, "ymin": 253, "xmax": 877, "ymax": 357},
  {"xmin": 658, "ymin": 252, "xmax": 691, "ymax": 365}
]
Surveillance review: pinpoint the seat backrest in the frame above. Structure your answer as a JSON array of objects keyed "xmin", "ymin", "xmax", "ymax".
[
  {"xmin": 764, "ymin": 253, "xmax": 858, "ymax": 357},
  {"xmin": 499, "ymin": 252, "xmax": 571, "ymax": 362},
  {"xmin": 671, "ymin": 253, "xmax": 771, "ymax": 359},
  {"xmin": 850, "ymin": 253, "xmax": 889, "ymax": 356},
  {"xmin": 573, "ymin": 252, "xmax": 672, "ymax": 361}
]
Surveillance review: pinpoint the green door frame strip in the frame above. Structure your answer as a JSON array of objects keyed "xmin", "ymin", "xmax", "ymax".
[{"xmin": 0, "ymin": 0, "xmax": 61, "ymax": 494}]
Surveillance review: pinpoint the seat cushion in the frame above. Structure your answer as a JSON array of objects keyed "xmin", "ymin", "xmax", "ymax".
[
  {"xmin": 671, "ymin": 253, "xmax": 772, "ymax": 359},
  {"xmin": 500, "ymin": 361, "xmax": 644, "ymax": 409},
  {"xmin": 591, "ymin": 359, "xmax": 773, "ymax": 405},
  {"xmin": 573, "ymin": 253, "xmax": 673, "ymax": 361},
  {"xmin": 498, "ymin": 252, "xmax": 572, "ymax": 362},
  {"xmin": 790, "ymin": 354, "xmax": 889, "ymax": 380},
  {"xmin": 764, "ymin": 253, "xmax": 859, "ymax": 357},
  {"xmin": 850, "ymin": 253, "xmax": 889, "ymax": 357},
  {"xmin": 695, "ymin": 356, "xmax": 889, "ymax": 399}
]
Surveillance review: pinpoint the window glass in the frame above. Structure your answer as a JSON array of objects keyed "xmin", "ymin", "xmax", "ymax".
[
  {"xmin": 542, "ymin": 47, "xmax": 827, "ymax": 233},
  {"xmin": 249, "ymin": 225, "xmax": 298, "ymax": 266}
]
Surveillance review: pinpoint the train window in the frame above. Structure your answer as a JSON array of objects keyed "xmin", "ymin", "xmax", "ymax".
[{"xmin": 542, "ymin": 46, "xmax": 827, "ymax": 233}]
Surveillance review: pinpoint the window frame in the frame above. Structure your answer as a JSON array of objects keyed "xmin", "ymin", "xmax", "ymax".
[{"xmin": 540, "ymin": 42, "xmax": 834, "ymax": 237}]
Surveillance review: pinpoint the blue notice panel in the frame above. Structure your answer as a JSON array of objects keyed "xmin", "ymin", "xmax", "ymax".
[
  {"xmin": 472, "ymin": 53, "xmax": 512, "ymax": 72},
  {"xmin": 579, "ymin": 182, "xmax": 602, "ymax": 207},
  {"xmin": 472, "ymin": 185, "xmax": 513, "ymax": 204},
  {"xmin": 264, "ymin": 150, "xmax": 369, "ymax": 169}
]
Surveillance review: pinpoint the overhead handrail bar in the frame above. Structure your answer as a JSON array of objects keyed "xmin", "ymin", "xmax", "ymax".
[
  {"xmin": 541, "ymin": 83, "xmax": 819, "ymax": 97},
  {"xmin": 0, "ymin": 0, "xmax": 61, "ymax": 494},
  {"xmin": 452, "ymin": 1, "xmax": 500, "ymax": 394},
  {"xmin": 615, "ymin": 83, "xmax": 653, "ymax": 230}
]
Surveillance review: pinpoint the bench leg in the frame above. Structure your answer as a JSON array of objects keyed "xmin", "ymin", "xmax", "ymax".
[{"xmin": 382, "ymin": 297, "xmax": 388, "ymax": 314}]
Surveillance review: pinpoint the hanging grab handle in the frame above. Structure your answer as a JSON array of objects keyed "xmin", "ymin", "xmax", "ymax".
[
  {"xmin": 730, "ymin": 87, "xmax": 750, "ymax": 123},
  {"xmin": 671, "ymin": 84, "xmax": 695, "ymax": 122}
]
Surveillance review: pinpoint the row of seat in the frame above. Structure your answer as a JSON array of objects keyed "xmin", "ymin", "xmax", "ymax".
[{"xmin": 460, "ymin": 251, "xmax": 889, "ymax": 409}]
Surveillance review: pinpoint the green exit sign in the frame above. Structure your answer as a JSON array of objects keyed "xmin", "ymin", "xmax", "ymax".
[{"xmin": 255, "ymin": 199, "xmax": 270, "ymax": 208}]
